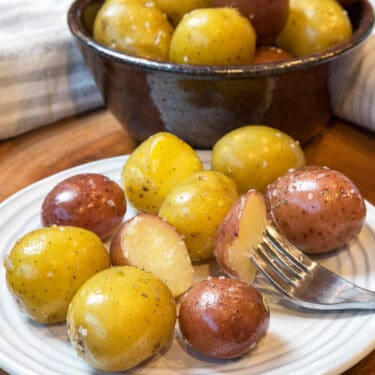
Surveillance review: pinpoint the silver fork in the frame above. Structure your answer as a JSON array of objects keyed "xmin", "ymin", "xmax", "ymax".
[{"xmin": 251, "ymin": 224, "xmax": 375, "ymax": 310}]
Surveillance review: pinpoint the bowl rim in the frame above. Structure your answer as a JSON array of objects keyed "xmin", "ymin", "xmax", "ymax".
[{"xmin": 67, "ymin": 0, "xmax": 374, "ymax": 77}]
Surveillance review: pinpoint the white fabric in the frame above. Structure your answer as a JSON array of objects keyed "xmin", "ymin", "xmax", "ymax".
[
  {"xmin": 0, "ymin": 0, "xmax": 374, "ymax": 140},
  {"xmin": 0, "ymin": 0, "xmax": 104, "ymax": 140}
]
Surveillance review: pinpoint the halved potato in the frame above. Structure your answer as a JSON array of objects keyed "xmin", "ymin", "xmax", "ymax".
[
  {"xmin": 214, "ymin": 190, "xmax": 266, "ymax": 283},
  {"xmin": 110, "ymin": 213, "xmax": 194, "ymax": 297}
]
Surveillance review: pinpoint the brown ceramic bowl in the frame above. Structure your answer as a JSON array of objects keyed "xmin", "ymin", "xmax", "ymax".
[{"xmin": 68, "ymin": 0, "xmax": 374, "ymax": 148}]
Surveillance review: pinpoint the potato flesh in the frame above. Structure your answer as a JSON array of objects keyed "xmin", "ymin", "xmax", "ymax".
[
  {"xmin": 237, "ymin": 191, "xmax": 267, "ymax": 258},
  {"xmin": 215, "ymin": 190, "xmax": 266, "ymax": 283},
  {"xmin": 227, "ymin": 193, "xmax": 266, "ymax": 282},
  {"xmin": 121, "ymin": 215, "xmax": 194, "ymax": 297}
]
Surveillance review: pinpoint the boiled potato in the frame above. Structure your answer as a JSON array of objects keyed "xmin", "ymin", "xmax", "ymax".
[
  {"xmin": 93, "ymin": 0, "xmax": 173, "ymax": 61},
  {"xmin": 153, "ymin": 0, "xmax": 211, "ymax": 25},
  {"xmin": 214, "ymin": 190, "xmax": 266, "ymax": 283},
  {"xmin": 276, "ymin": 0, "xmax": 353, "ymax": 57},
  {"xmin": 3, "ymin": 226, "xmax": 110, "ymax": 324},
  {"xmin": 178, "ymin": 277, "xmax": 270, "ymax": 359},
  {"xmin": 159, "ymin": 170, "xmax": 239, "ymax": 262},
  {"xmin": 169, "ymin": 8, "xmax": 256, "ymax": 65},
  {"xmin": 109, "ymin": 213, "xmax": 194, "ymax": 297},
  {"xmin": 212, "ymin": 125, "xmax": 305, "ymax": 193},
  {"xmin": 265, "ymin": 166, "xmax": 366, "ymax": 254},
  {"xmin": 67, "ymin": 266, "xmax": 176, "ymax": 372},
  {"xmin": 252, "ymin": 46, "xmax": 292, "ymax": 64},
  {"xmin": 41, "ymin": 173, "xmax": 126, "ymax": 240},
  {"xmin": 122, "ymin": 132, "xmax": 202, "ymax": 214},
  {"xmin": 212, "ymin": 0, "xmax": 290, "ymax": 46}
]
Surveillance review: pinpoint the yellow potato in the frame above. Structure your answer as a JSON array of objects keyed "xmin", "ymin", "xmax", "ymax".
[
  {"xmin": 212, "ymin": 125, "xmax": 305, "ymax": 193},
  {"xmin": 93, "ymin": 0, "xmax": 173, "ymax": 61},
  {"xmin": 153, "ymin": 0, "xmax": 211, "ymax": 25},
  {"xmin": 122, "ymin": 132, "xmax": 202, "ymax": 214},
  {"xmin": 169, "ymin": 8, "xmax": 256, "ymax": 65},
  {"xmin": 276, "ymin": 0, "xmax": 352, "ymax": 56},
  {"xmin": 67, "ymin": 266, "xmax": 176, "ymax": 372},
  {"xmin": 3, "ymin": 226, "xmax": 110, "ymax": 324},
  {"xmin": 159, "ymin": 170, "xmax": 239, "ymax": 262}
]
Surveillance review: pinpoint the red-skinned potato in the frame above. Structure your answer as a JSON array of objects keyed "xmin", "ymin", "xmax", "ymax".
[
  {"xmin": 211, "ymin": 0, "xmax": 289, "ymax": 46},
  {"xmin": 214, "ymin": 190, "xmax": 266, "ymax": 283},
  {"xmin": 265, "ymin": 166, "xmax": 366, "ymax": 254},
  {"xmin": 109, "ymin": 213, "xmax": 194, "ymax": 297},
  {"xmin": 252, "ymin": 46, "xmax": 292, "ymax": 64},
  {"xmin": 178, "ymin": 277, "xmax": 270, "ymax": 359},
  {"xmin": 338, "ymin": 0, "xmax": 359, "ymax": 7},
  {"xmin": 41, "ymin": 173, "xmax": 126, "ymax": 240}
]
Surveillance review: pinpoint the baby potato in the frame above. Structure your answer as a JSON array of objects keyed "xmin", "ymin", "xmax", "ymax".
[
  {"xmin": 169, "ymin": 8, "xmax": 256, "ymax": 65},
  {"xmin": 266, "ymin": 166, "xmax": 366, "ymax": 254},
  {"xmin": 41, "ymin": 173, "xmax": 126, "ymax": 240},
  {"xmin": 159, "ymin": 170, "xmax": 239, "ymax": 262},
  {"xmin": 252, "ymin": 46, "xmax": 292, "ymax": 64},
  {"xmin": 212, "ymin": 125, "xmax": 305, "ymax": 193},
  {"xmin": 93, "ymin": 0, "xmax": 173, "ymax": 61},
  {"xmin": 153, "ymin": 0, "xmax": 211, "ymax": 25},
  {"xmin": 178, "ymin": 277, "xmax": 270, "ymax": 359},
  {"xmin": 67, "ymin": 266, "xmax": 176, "ymax": 372},
  {"xmin": 212, "ymin": 0, "xmax": 290, "ymax": 46},
  {"xmin": 110, "ymin": 213, "xmax": 194, "ymax": 297},
  {"xmin": 122, "ymin": 132, "xmax": 202, "ymax": 214},
  {"xmin": 214, "ymin": 190, "xmax": 266, "ymax": 283},
  {"xmin": 276, "ymin": 0, "xmax": 353, "ymax": 57},
  {"xmin": 3, "ymin": 226, "xmax": 110, "ymax": 324}
]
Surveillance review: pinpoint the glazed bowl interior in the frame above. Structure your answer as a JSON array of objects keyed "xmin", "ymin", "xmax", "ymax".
[{"xmin": 68, "ymin": 0, "xmax": 374, "ymax": 148}]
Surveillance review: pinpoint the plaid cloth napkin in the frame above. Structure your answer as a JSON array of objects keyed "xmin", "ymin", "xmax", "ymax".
[{"xmin": 0, "ymin": 0, "xmax": 374, "ymax": 140}]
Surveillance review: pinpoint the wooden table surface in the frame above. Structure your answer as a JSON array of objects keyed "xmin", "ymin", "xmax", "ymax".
[{"xmin": 0, "ymin": 110, "xmax": 374, "ymax": 374}]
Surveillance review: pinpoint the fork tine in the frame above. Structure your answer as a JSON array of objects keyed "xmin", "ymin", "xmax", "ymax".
[
  {"xmin": 252, "ymin": 244, "xmax": 296, "ymax": 298},
  {"xmin": 266, "ymin": 224, "xmax": 315, "ymax": 271},
  {"xmin": 262, "ymin": 235, "xmax": 306, "ymax": 280},
  {"xmin": 254, "ymin": 226, "xmax": 375, "ymax": 310}
]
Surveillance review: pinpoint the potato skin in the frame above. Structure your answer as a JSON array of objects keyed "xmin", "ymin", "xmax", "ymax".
[
  {"xmin": 212, "ymin": 0, "xmax": 290, "ymax": 46},
  {"xmin": 159, "ymin": 170, "xmax": 239, "ymax": 262},
  {"xmin": 214, "ymin": 197, "xmax": 244, "ymax": 278},
  {"xmin": 93, "ymin": 0, "xmax": 173, "ymax": 61},
  {"xmin": 212, "ymin": 125, "xmax": 305, "ymax": 194},
  {"xmin": 178, "ymin": 277, "xmax": 269, "ymax": 359},
  {"xmin": 266, "ymin": 166, "xmax": 366, "ymax": 254},
  {"xmin": 153, "ymin": 0, "xmax": 211, "ymax": 25},
  {"xmin": 67, "ymin": 266, "xmax": 176, "ymax": 372},
  {"xmin": 214, "ymin": 189, "xmax": 265, "ymax": 281},
  {"xmin": 252, "ymin": 46, "xmax": 292, "ymax": 64},
  {"xmin": 169, "ymin": 8, "xmax": 256, "ymax": 65},
  {"xmin": 122, "ymin": 132, "xmax": 202, "ymax": 214},
  {"xmin": 41, "ymin": 173, "xmax": 126, "ymax": 240},
  {"xmin": 276, "ymin": 0, "xmax": 352, "ymax": 57},
  {"xmin": 109, "ymin": 221, "xmax": 129, "ymax": 266},
  {"xmin": 4, "ymin": 226, "xmax": 110, "ymax": 324}
]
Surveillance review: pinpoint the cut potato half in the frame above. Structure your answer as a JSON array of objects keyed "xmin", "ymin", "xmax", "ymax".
[
  {"xmin": 110, "ymin": 213, "xmax": 194, "ymax": 297},
  {"xmin": 214, "ymin": 190, "xmax": 266, "ymax": 283}
]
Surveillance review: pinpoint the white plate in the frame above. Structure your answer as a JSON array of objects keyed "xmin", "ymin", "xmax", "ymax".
[{"xmin": 1, "ymin": 151, "xmax": 375, "ymax": 375}]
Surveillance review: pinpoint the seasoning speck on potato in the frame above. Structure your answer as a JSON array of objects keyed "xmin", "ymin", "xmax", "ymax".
[
  {"xmin": 169, "ymin": 8, "xmax": 256, "ymax": 65},
  {"xmin": 178, "ymin": 277, "xmax": 270, "ymax": 359},
  {"xmin": 41, "ymin": 173, "xmax": 126, "ymax": 240},
  {"xmin": 265, "ymin": 166, "xmax": 366, "ymax": 254}
]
